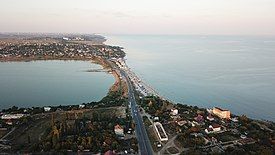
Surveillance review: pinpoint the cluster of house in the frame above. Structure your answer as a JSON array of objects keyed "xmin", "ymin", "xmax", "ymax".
[
  {"xmin": 113, "ymin": 124, "xmax": 133, "ymax": 139},
  {"xmin": 167, "ymin": 106, "xmax": 260, "ymax": 151},
  {"xmin": 176, "ymin": 107, "xmax": 232, "ymax": 134},
  {"xmin": 0, "ymin": 113, "xmax": 27, "ymax": 125},
  {"xmin": 0, "ymin": 41, "xmax": 124, "ymax": 60},
  {"xmin": 204, "ymin": 107, "xmax": 231, "ymax": 134},
  {"xmin": 62, "ymin": 37, "xmax": 85, "ymax": 41},
  {"xmin": 150, "ymin": 109, "xmax": 179, "ymax": 143},
  {"xmin": 144, "ymin": 106, "xmax": 233, "ymax": 146},
  {"xmin": 43, "ymin": 104, "xmax": 86, "ymax": 113}
]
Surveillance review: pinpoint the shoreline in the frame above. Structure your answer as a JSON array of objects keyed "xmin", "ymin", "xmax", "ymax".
[
  {"xmin": 1, "ymin": 57, "xmax": 274, "ymax": 123},
  {"xmin": 1, "ymin": 50, "xmax": 273, "ymax": 123},
  {"xmin": 1, "ymin": 35, "xmax": 274, "ymax": 154},
  {"xmin": 0, "ymin": 38, "xmax": 274, "ymax": 122}
]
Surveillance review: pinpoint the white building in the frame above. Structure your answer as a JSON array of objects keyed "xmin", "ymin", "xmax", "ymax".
[
  {"xmin": 207, "ymin": 115, "xmax": 215, "ymax": 121},
  {"xmin": 62, "ymin": 37, "xmax": 69, "ymax": 41},
  {"xmin": 231, "ymin": 117, "xmax": 239, "ymax": 122},
  {"xmin": 1, "ymin": 114, "xmax": 25, "ymax": 120},
  {"xmin": 210, "ymin": 124, "xmax": 221, "ymax": 132},
  {"xmin": 153, "ymin": 122, "xmax": 168, "ymax": 141},
  {"xmin": 205, "ymin": 124, "xmax": 222, "ymax": 134},
  {"xmin": 170, "ymin": 108, "xmax": 178, "ymax": 116},
  {"xmin": 153, "ymin": 117, "xmax": 159, "ymax": 121},
  {"xmin": 114, "ymin": 124, "xmax": 124, "ymax": 137},
  {"xmin": 79, "ymin": 104, "xmax": 85, "ymax": 109},
  {"xmin": 44, "ymin": 107, "xmax": 51, "ymax": 112}
]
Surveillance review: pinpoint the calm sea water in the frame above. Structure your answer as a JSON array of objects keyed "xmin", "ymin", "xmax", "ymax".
[
  {"xmin": 0, "ymin": 60, "xmax": 114, "ymax": 109},
  {"xmin": 106, "ymin": 35, "xmax": 275, "ymax": 121}
]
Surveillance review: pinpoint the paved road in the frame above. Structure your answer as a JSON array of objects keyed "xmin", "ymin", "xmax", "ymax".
[
  {"xmin": 120, "ymin": 69, "xmax": 153, "ymax": 155},
  {"xmin": 0, "ymin": 127, "xmax": 15, "ymax": 141}
]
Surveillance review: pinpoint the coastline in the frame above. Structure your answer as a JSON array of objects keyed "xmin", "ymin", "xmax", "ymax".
[
  {"xmin": 1, "ymin": 38, "xmax": 274, "ymax": 122},
  {"xmin": 1, "ymin": 35, "xmax": 275, "ymax": 154}
]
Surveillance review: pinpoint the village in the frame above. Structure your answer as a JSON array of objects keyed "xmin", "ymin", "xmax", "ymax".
[
  {"xmin": 0, "ymin": 35, "xmax": 124, "ymax": 61},
  {"xmin": 1, "ymin": 97, "xmax": 274, "ymax": 154},
  {"xmin": 133, "ymin": 95, "xmax": 275, "ymax": 154},
  {"xmin": 0, "ymin": 35, "xmax": 136, "ymax": 153}
]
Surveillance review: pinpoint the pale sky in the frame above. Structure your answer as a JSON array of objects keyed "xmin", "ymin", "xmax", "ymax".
[{"xmin": 0, "ymin": 0, "xmax": 275, "ymax": 35}]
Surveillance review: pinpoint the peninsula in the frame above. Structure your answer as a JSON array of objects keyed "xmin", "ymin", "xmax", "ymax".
[{"xmin": 0, "ymin": 33, "xmax": 274, "ymax": 155}]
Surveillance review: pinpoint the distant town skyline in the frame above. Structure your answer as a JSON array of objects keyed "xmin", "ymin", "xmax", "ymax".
[{"xmin": 1, "ymin": 0, "xmax": 275, "ymax": 35}]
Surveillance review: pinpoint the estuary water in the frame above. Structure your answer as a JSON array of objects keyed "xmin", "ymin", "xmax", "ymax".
[
  {"xmin": 0, "ymin": 60, "xmax": 114, "ymax": 109},
  {"xmin": 106, "ymin": 35, "xmax": 275, "ymax": 121}
]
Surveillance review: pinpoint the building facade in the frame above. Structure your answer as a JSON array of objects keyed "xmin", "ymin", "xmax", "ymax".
[{"xmin": 212, "ymin": 107, "xmax": 230, "ymax": 119}]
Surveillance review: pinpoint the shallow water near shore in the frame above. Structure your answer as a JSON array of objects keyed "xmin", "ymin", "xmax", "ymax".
[
  {"xmin": 0, "ymin": 60, "xmax": 114, "ymax": 109},
  {"xmin": 106, "ymin": 35, "xmax": 275, "ymax": 121}
]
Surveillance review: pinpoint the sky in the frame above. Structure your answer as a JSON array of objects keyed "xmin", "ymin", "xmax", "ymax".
[{"xmin": 0, "ymin": 0, "xmax": 275, "ymax": 35}]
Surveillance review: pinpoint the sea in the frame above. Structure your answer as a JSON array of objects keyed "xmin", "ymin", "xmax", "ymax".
[
  {"xmin": 105, "ymin": 35, "xmax": 275, "ymax": 121},
  {"xmin": 0, "ymin": 60, "xmax": 114, "ymax": 109}
]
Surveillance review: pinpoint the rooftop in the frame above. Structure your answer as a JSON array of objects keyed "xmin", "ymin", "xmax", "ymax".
[{"xmin": 214, "ymin": 107, "xmax": 229, "ymax": 112}]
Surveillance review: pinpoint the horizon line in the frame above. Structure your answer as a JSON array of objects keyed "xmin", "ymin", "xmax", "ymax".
[{"xmin": 1, "ymin": 32, "xmax": 275, "ymax": 37}]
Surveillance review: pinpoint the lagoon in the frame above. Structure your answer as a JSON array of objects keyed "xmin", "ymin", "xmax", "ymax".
[{"xmin": 0, "ymin": 60, "xmax": 114, "ymax": 109}]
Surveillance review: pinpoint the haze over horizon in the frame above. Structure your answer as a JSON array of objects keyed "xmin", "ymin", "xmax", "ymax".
[{"xmin": 0, "ymin": 0, "xmax": 275, "ymax": 35}]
